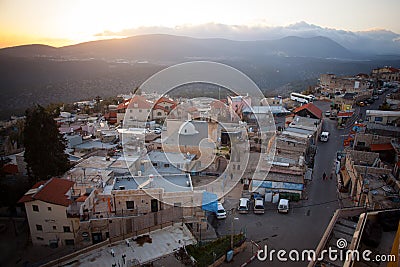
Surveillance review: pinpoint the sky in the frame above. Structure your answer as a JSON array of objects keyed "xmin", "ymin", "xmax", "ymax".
[{"xmin": 1, "ymin": 0, "xmax": 400, "ymax": 48}]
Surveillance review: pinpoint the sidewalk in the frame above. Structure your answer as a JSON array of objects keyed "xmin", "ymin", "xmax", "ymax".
[{"xmin": 220, "ymin": 241, "xmax": 258, "ymax": 267}]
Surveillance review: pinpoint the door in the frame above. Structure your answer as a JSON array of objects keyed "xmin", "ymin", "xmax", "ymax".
[
  {"xmin": 92, "ymin": 232, "xmax": 103, "ymax": 244},
  {"xmin": 151, "ymin": 199, "xmax": 159, "ymax": 212}
]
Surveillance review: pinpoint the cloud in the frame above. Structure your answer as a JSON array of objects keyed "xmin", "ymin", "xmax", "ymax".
[{"xmin": 94, "ymin": 22, "xmax": 400, "ymax": 54}]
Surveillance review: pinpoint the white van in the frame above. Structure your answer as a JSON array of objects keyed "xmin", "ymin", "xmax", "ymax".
[
  {"xmin": 238, "ymin": 198, "xmax": 250, "ymax": 214},
  {"xmin": 278, "ymin": 199, "xmax": 289, "ymax": 214},
  {"xmin": 320, "ymin": 131, "xmax": 329, "ymax": 142},
  {"xmin": 253, "ymin": 197, "xmax": 265, "ymax": 214},
  {"xmin": 216, "ymin": 203, "xmax": 226, "ymax": 219}
]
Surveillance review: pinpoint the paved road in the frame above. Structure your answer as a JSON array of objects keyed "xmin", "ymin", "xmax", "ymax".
[
  {"xmin": 213, "ymin": 101, "xmax": 344, "ymax": 267},
  {"xmin": 212, "ymin": 95, "xmax": 390, "ymax": 266}
]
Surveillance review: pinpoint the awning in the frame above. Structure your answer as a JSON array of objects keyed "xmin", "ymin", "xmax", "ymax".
[
  {"xmin": 337, "ymin": 111, "xmax": 354, "ymax": 118},
  {"xmin": 340, "ymin": 169, "xmax": 351, "ymax": 187},
  {"xmin": 370, "ymin": 143, "xmax": 394, "ymax": 151}
]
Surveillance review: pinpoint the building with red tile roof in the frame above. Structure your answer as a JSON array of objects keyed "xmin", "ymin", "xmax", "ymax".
[
  {"xmin": 293, "ymin": 103, "xmax": 323, "ymax": 120},
  {"xmin": 19, "ymin": 178, "xmax": 74, "ymax": 207},
  {"xmin": 18, "ymin": 178, "xmax": 78, "ymax": 247},
  {"xmin": 2, "ymin": 163, "xmax": 19, "ymax": 175},
  {"xmin": 117, "ymin": 95, "xmax": 154, "ymax": 125},
  {"xmin": 152, "ymin": 96, "xmax": 177, "ymax": 121}
]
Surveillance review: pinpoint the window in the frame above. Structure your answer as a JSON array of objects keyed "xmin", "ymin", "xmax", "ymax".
[
  {"xmin": 157, "ymin": 112, "xmax": 162, "ymax": 116},
  {"xmin": 32, "ymin": 205, "xmax": 39, "ymax": 212},
  {"xmin": 53, "ymin": 226, "xmax": 57, "ymax": 230},
  {"xmin": 63, "ymin": 226, "xmax": 71, "ymax": 233},
  {"xmin": 139, "ymin": 109, "xmax": 142, "ymax": 113},
  {"xmin": 126, "ymin": 201, "xmax": 134, "ymax": 210},
  {"xmin": 65, "ymin": 239, "xmax": 75, "ymax": 246},
  {"xmin": 48, "ymin": 207, "xmax": 52, "ymax": 211},
  {"xmin": 357, "ymin": 141, "xmax": 366, "ymax": 147},
  {"xmin": 36, "ymin": 237, "xmax": 44, "ymax": 241},
  {"xmin": 375, "ymin": 117, "xmax": 383, "ymax": 122},
  {"xmin": 164, "ymin": 163, "xmax": 170, "ymax": 168},
  {"xmin": 36, "ymin": 224, "xmax": 43, "ymax": 231},
  {"xmin": 152, "ymin": 162, "xmax": 158, "ymax": 167}
]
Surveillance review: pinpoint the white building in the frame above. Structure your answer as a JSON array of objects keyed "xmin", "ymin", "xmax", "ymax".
[{"xmin": 18, "ymin": 178, "xmax": 79, "ymax": 247}]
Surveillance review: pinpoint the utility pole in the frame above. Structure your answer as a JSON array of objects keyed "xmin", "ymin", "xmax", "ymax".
[{"xmin": 230, "ymin": 208, "xmax": 239, "ymax": 249}]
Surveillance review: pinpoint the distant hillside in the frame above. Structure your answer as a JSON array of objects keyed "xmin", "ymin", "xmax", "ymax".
[
  {"xmin": 0, "ymin": 34, "xmax": 357, "ymax": 61},
  {"xmin": 0, "ymin": 34, "xmax": 399, "ymax": 119}
]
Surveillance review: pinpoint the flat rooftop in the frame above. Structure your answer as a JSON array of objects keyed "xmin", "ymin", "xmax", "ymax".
[
  {"xmin": 108, "ymin": 156, "xmax": 139, "ymax": 170},
  {"xmin": 63, "ymin": 223, "xmax": 196, "ymax": 266},
  {"xmin": 284, "ymin": 127, "xmax": 315, "ymax": 136},
  {"xmin": 65, "ymin": 168, "xmax": 113, "ymax": 186},
  {"xmin": 75, "ymin": 156, "xmax": 115, "ymax": 170},
  {"xmin": 74, "ymin": 140, "xmax": 118, "ymax": 150},
  {"xmin": 148, "ymin": 151, "xmax": 195, "ymax": 164},
  {"xmin": 366, "ymin": 110, "xmax": 400, "ymax": 116},
  {"xmin": 290, "ymin": 115, "xmax": 320, "ymax": 130},
  {"xmin": 113, "ymin": 174, "xmax": 193, "ymax": 192}
]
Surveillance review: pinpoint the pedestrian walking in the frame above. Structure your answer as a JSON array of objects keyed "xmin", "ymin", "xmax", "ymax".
[{"xmin": 323, "ymin": 172, "xmax": 326, "ymax": 180}]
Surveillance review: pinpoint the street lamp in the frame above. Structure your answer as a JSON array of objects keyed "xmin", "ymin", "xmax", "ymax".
[{"xmin": 231, "ymin": 217, "xmax": 239, "ymax": 249}]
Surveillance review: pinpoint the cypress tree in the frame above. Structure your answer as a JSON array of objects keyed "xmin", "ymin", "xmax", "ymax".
[{"xmin": 24, "ymin": 105, "xmax": 70, "ymax": 182}]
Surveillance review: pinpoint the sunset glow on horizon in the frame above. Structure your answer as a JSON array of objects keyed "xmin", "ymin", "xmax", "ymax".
[{"xmin": 1, "ymin": 0, "xmax": 400, "ymax": 48}]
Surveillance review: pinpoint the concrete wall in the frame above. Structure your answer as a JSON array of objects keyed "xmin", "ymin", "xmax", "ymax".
[
  {"xmin": 112, "ymin": 188, "xmax": 163, "ymax": 215},
  {"xmin": 276, "ymin": 138, "xmax": 308, "ymax": 157},
  {"xmin": 123, "ymin": 107, "xmax": 150, "ymax": 126},
  {"xmin": 347, "ymin": 150, "xmax": 380, "ymax": 165},
  {"xmin": 353, "ymin": 133, "xmax": 394, "ymax": 149},
  {"xmin": 78, "ymin": 207, "xmax": 186, "ymax": 245}
]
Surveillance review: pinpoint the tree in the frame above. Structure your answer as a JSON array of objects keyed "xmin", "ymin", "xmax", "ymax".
[{"xmin": 24, "ymin": 105, "xmax": 70, "ymax": 182}]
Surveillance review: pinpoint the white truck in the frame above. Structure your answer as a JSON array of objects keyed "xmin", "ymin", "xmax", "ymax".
[{"xmin": 320, "ymin": 131, "xmax": 330, "ymax": 142}]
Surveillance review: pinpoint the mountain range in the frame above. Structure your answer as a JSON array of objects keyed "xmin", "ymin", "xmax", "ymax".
[
  {"xmin": 95, "ymin": 21, "xmax": 400, "ymax": 55},
  {"xmin": 0, "ymin": 34, "xmax": 378, "ymax": 61},
  {"xmin": 0, "ymin": 32, "xmax": 400, "ymax": 119}
]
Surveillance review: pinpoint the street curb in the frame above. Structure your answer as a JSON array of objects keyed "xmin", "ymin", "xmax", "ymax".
[{"xmin": 240, "ymin": 240, "xmax": 261, "ymax": 267}]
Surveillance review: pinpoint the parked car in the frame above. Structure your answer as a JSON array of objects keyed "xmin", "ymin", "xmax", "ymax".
[
  {"xmin": 253, "ymin": 197, "xmax": 265, "ymax": 214},
  {"xmin": 386, "ymin": 94, "xmax": 392, "ymax": 98},
  {"xmin": 372, "ymin": 95, "xmax": 379, "ymax": 100},
  {"xmin": 377, "ymin": 89, "xmax": 384, "ymax": 95},
  {"xmin": 215, "ymin": 203, "xmax": 226, "ymax": 219},
  {"xmin": 238, "ymin": 198, "xmax": 250, "ymax": 214},
  {"xmin": 320, "ymin": 131, "xmax": 330, "ymax": 142},
  {"xmin": 278, "ymin": 199, "xmax": 289, "ymax": 214},
  {"xmin": 325, "ymin": 110, "xmax": 331, "ymax": 117}
]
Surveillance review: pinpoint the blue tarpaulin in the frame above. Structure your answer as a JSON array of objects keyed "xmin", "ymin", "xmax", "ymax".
[{"xmin": 202, "ymin": 191, "xmax": 218, "ymax": 212}]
